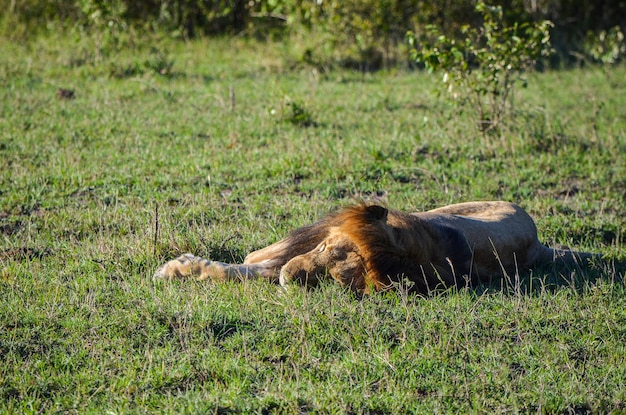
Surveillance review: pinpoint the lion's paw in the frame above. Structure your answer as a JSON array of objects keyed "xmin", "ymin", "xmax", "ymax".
[{"xmin": 153, "ymin": 253, "xmax": 199, "ymax": 280}]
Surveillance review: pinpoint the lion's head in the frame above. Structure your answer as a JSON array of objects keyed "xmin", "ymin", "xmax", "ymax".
[
  {"xmin": 278, "ymin": 204, "xmax": 398, "ymax": 292},
  {"xmin": 278, "ymin": 228, "xmax": 367, "ymax": 291}
]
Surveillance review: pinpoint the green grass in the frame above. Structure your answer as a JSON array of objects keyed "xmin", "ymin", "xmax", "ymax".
[{"xmin": 1, "ymin": 35, "xmax": 625, "ymax": 414}]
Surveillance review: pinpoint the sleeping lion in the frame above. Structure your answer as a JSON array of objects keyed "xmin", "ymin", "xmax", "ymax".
[{"xmin": 154, "ymin": 201, "xmax": 596, "ymax": 294}]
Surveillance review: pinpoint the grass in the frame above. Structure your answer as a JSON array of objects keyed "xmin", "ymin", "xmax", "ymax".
[{"xmin": 1, "ymin": 34, "xmax": 625, "ymax": 414}]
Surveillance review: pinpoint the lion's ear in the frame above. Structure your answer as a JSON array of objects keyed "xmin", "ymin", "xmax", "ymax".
[{"xmin": 365, "ymin": 205, "xmax": 388, "ymax": 221}]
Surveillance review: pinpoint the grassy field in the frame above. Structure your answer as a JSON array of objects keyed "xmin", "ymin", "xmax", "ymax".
[{"xmin": 1, "ymin": 35, "xmax": 625, "ymax": 414}]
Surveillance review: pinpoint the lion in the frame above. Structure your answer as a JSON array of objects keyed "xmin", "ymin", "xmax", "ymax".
[{"xmin": 154, "ymin": 201, "xmax": 597, "ymax": 294}]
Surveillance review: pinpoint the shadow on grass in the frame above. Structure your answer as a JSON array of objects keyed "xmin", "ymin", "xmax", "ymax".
[
  {"xmin": 208, "ymin": 318, "xmax": 254, "ymax": 344},
  {"xmin": 471, "ymin": 257, "xmax": 626, "ymax": 298},
  {"xmin": 334, "ymin": 256, "xmax": 626, "ymax": 299}
]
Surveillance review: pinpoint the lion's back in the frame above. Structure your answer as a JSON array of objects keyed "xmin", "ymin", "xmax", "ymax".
[{"xmin": 425, "ymin": 201, "xmax": 524, "ymax": 221}]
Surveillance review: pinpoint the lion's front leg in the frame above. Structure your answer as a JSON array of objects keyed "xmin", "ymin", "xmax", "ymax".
[{"xmin": 153, "ymin": 254, "xmax": 281, "ymax": 283}]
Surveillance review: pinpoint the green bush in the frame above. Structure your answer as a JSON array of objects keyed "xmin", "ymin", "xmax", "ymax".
[{"xmin": 407, "ymin": 2, "xmax": 553, "ymax": 133}]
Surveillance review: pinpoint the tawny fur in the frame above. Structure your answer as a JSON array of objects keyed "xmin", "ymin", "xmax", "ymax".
[{"xmin": 154, "ymin": 201, "xmax": 597, "ymax": 294}]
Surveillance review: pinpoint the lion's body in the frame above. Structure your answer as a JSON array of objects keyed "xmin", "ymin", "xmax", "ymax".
[{"xmin": 154, "ymin": 201, "xmax": 595, "ymax": 293}]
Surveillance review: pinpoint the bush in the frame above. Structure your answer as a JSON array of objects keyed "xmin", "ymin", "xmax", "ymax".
[{"xmin": 407, "ymin": 2, "xmax": 553, "ymax": 133}]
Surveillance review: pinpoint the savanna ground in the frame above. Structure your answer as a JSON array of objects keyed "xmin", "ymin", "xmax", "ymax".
[{"xmin": 1, "ymin": 35, "xmax": 625, "ymax": 414}]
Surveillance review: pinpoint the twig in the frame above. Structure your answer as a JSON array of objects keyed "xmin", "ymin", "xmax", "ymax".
[
  {"xmin": 153, "ymin": 202, "xmax": 159, "ymax": 257},
  {"xmin": 230, "ymin": 84, "xmax": 235, "ymax": 111}
]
